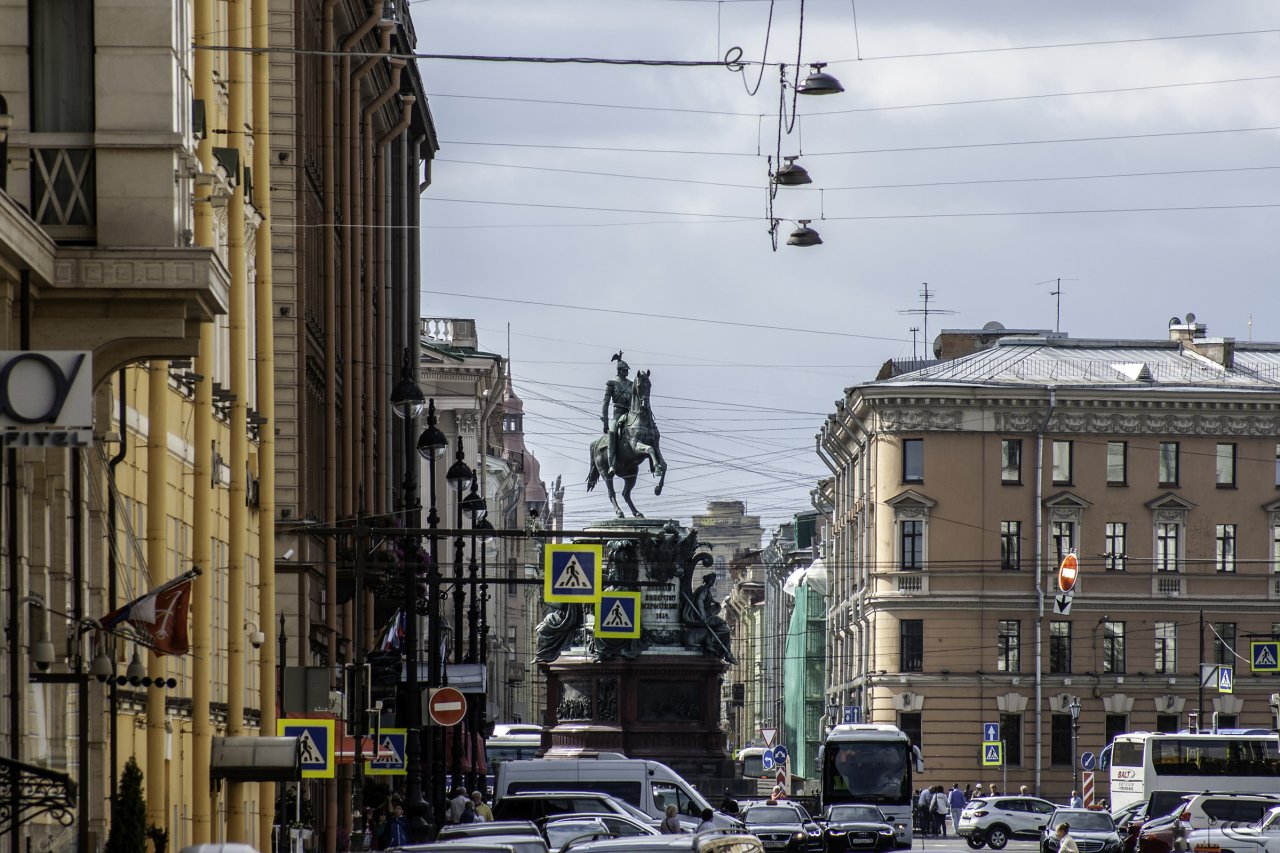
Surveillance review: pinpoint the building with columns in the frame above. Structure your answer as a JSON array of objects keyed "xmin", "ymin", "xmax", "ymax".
[{"xmin": 819, "ymin": 316, "xmax": 1280, "ymax": 800}]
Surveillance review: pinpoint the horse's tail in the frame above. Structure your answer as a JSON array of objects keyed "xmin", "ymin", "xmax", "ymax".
[{"xmin": 586, "ymin": 444, "xmax": 600, "ymax": 491}]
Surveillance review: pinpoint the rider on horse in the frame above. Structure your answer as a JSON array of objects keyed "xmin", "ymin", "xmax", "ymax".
[{"xmin": 601, "ymin": 352, "xmax": 633, "ymax": 476}]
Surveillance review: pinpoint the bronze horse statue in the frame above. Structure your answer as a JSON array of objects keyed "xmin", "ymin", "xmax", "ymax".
[{"xmin": 586, "ymin": 369, "xmax": 666, "ymax": 518}]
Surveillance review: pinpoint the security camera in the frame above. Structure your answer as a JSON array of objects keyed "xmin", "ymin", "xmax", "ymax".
[
  {"xmin": 31, "ymin": 638, "xmax": 55, "ymax": 672},
  {"xmin": 249, "ymin": 630, "xmax": 266, "ymax": 649}
]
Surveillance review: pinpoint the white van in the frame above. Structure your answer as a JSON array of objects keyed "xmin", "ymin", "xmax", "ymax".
[{"xmin": 495, "ymin": 757, "xmax": 742, "ymax": 831}]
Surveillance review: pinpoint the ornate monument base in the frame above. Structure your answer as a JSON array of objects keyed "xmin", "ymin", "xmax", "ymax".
[
  {"xmin": 534, "ymin": 518, "xmax": 736, "ymax": 782},
  {"xmin": 541, "ymin": 654, "xmax": 732, "ymax": 779}
]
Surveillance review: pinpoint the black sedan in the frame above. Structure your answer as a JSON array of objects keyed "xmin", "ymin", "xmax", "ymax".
[
  {"xmin": 1041, "ymin": 808, "xmax": 1122, "ymax": 853},
  {"xmin": 819, "ymin": 805, "xmax": 898, "ymax": 853},
  {"xmin": 740, "ymin": 803, "xmax": 825, "ymax": 853}
]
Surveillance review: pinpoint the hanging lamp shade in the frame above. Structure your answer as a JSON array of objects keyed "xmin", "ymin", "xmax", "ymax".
[
  {"xmin": 787, "ymin": 220, "xmax": 823, "ymax": 247},
  {"xmin": 445, "ymin": 437, "xmax": 474, "ymax": 486},
  {"xmin": 798, "ymin": 63, "xmax": 844, "ymax": 95},
  {"xmin": 774, "ymin": 156, "xmax": 812, "ymax": 186},
  {"xmin": 460, "ymin": 480, "xmax": 487, "ymax": 519},
  {"xmin": 389, "ymin": 348, "xmax": 426, "ymax": 419},
  {"xmin": 417, "ymin": 400, "xmax": 448, "ymax": 459}
]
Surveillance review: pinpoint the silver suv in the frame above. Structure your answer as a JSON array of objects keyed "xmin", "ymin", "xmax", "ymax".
[{"xmin": 958, "ymin": 796, "xmax": 1057, "ymax": 850}]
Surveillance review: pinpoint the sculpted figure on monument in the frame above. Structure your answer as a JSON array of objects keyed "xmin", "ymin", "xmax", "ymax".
[
  {"xmin": 534, "ymin": 602, "xmax": 584, "ymax": 663},
  {"xmin": 586, "ymin": 353, "xmax": 667, "ymax": 518},
  {"xmin": 680, "ymin": 566, "xmax": 736, "ymax": 663}
]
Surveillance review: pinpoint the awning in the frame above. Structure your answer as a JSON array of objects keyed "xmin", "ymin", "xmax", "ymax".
[{"xmin": 211, "ymin": 736, "xmax": 302, "ymax": 783}]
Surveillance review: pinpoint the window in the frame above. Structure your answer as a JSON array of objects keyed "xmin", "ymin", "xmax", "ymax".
[
  {"xmin": 1000, "ymin": 713, "xmax": 1023, "ymax": 767},
  {"xmin": 1050, "ymin": 715, "xmax": 1072, "ymax": 766},
  {"xmin": 31, "ymin": 0, "xmax": 95, "ymax": 133},
  {"xmin": 1001, "ymin": 440, "xmax": 1022, "ymax": 484},
  {"xmin": 1104, "ymin": 523, "xmax": 1127, "ymax": 571},
  {"xmin": 1216, "ymin": 443, "xmax": 1237, "ymax": 487},
  {"xmin": 1276, "ymin": 443, "xmax": 1280, "ymax": 487},
  {"xmin": 1213, "ymin": 623, "xmax": 1236, "ymax": 666},
  {"xmin": 507, "ymin": 560, "xmax": 518, "ymax": 596},
  {"xmin": 1274, "ymin": 524, "xmax": 1280, "ymax": 573},
  {"xmin": 1155, "ymin": 714, "xmax": 1179, "ymax": 733},
  {"xmin": 1154, "ymin": 622, "xmax": 1176, "ymax": 674},
  {"xmin": 1052, "ymin": 441, "xmax": 1073, "ymax": 484},
  {"xmin": 1103, "ymin": 621, "xmax": 1126, "ymax": 674},
  {"xmin": 1000, "ymin": 521, "xmax": 1022, "ymax": 570},
  {"xmin": 997, "ymin": 620, "xmax": 1021, "ymax": 672},
  {"xmin": 1159, "ymin": 441, "xmax": 1180, "ymax": 486},
  {"xmin": 900, "ymin": 620, "xmax": 923, "ymax": 672},
  {"xmin": 1215, "ymin": 524, "xmax": 1237, "ymax": 573},
  {"xmin": 1107, "ymin": 441, "xmax": 1128, "ymax": 485},
  {"xmin": 899, "ymin": 712, "xmax": 922, "ymax": 753},
  {"xmin": 900, "ymin": 520, "xmax": 923, "ymax": 570},
  {"xmin": 1105, "ymin": 714, "xmax": 1128, "ymax": 747},
  {"xmin": 1155, "ymin": 522, "xmax": 1180, "ymax": 572},
  {"xmin": 903, "ymin": 439, "xmax": 924, "ymax": 483},
  {"xmin": 1049, "ymin": 622, "xmax": 1072, "ymax": 674},
  {"xmin": 1051, "ymin": 521, "xmax": 1076, "ymax": 564}
]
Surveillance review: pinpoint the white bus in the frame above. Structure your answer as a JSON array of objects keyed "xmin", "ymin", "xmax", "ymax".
[
  {"xmin": 820, "ymin": 724, "xmax": 924, "ymax": 849},
  {"xmin": 484, "ymin": 723, "xmax": 542, "ymax": 791},
  {"xmin": 1100, "ymin": 729, "xmax": 1280, "ymax": 815}
]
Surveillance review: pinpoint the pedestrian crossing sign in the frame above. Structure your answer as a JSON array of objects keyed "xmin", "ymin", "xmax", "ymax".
[
  {"xmin": 278, "ymin": 718, "xmax": 335, "ymax": 779},
  {"xmin": 544, "ymin": 544, "xmax": 603, "ymax": 603},
  {"xmin": 366, "ymin": 728, "xmax": 407, "ymax": 776},
  {"xmin": 594, "ymin": 591, "xmax": 641, "ymax": 639},
  {"xmin": 982, "ymin": 741, "xmax": 1003, "ymax": 767},
  {"xmin": 1218, "ymin": 665, "xmax": 1234, "ymax": 694},
  {"xmin": 1252, "ymin": 641, "xmax": 1280, "ymax": 673}
]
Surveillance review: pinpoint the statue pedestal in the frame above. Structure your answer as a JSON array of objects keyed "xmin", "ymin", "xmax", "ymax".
[{"xmin": 541, "ymin": 653, "xmax": 732, "ymax": 779}]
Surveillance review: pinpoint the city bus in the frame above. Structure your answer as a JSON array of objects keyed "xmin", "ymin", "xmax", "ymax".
[
  {"xmin": 736, "ymin": 747, "xmax": 776, "ymax": 795},
  {"xmin": 820, "ymin": 724, "xmax": 924, "ymax": 848},
  {"xmin": 1099, "ymin": 728, "xmax": 1280, "ymax": 815},
  {"xmin": 484, "ymin": 723, "xmax": 542, "ymax": 792}
]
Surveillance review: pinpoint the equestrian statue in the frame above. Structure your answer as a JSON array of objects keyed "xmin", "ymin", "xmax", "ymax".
[{"xmin": 586, "ymin": 352, "xmax": 667, "ymax": 518}]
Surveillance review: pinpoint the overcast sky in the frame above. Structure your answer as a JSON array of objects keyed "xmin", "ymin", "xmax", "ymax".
[{"xmin": 411, "ymin": 0, "xmax": 1280, "ymax": 537}]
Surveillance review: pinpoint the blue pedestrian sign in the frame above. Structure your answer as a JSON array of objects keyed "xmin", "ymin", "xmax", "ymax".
[
  {"xmin": 984, "ymin": 722, "xmax": 1000, "ymax": 743},
  {"xmin": 1252, "ymin": 641, "xmax": 1280, "ymax": 673},
  {"xmin": 595, "ymin": 591, "xmax": 641, "ymax": 639},
  {"xmin": 278, "ymin": 718, "xmax": 335, "ymax": 779},
  {"xmin": 1080, "ymin": 751, "xmax": 1096, "ymax": 771},
  {"xmin": 544, "ymin": 544, "xmax": 602, "ymax": 604},
  {"xmin": 366, "ymin": 728, "xmax": 407, "ymax": 776},
  {"xmin": 761, "ymin": 751, "xmax": 775, "ymax": 771},
  {"xmin": 772, "ymin": 745, "xmax": 789, "ymax": 765},
  {"xmin": 1218, "ymin": 665, "xmax": 1234, "ymax": 694},
  {"xmin": 982, "ymin": 742, "xmax": 1003, "ymax": 767}
]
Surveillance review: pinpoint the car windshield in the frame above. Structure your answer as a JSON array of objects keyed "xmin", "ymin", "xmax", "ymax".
[
  {"xmin": 828, "ymin": 807, "xmax": 884, "ymax": 823},
  {"xmin": 1058, "ymin": 813, "xmax": 1115, "ymax": 832},
  {"xmin": 745, "ymin": 807, "xmax": 803, "ymax": 826},
  {"xmin": 545, "ymin": 819, "xmax": 609, "ymax": 849}
]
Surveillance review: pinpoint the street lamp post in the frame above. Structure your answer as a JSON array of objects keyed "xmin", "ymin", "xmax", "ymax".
[
  {"xmin": 444, "ymin": 439, "xmax": 474, "ymax": 792},
  {"xmin": 1069, "ymin": 698, "xmax": 1081, "ymax": 800},
  {"xmin": 460, "ymin": 479, "xmax": 486, "ymax": 793},
  {"xmin": 416, "ymin": 401, "xmax": 449, "ymax": 820}
]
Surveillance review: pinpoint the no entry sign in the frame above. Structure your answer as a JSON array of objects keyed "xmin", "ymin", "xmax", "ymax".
[{"xmin": 428, "ymin": 687, "xmax": 467, "ymax": 726}]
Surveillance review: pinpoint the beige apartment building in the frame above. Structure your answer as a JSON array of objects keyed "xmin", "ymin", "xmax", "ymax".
[{"xmin": 820, "ymin": 317, "xmax": 1280, "ymax": 799}]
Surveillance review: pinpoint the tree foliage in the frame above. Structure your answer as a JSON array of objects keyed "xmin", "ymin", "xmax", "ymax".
[{"xmin": 105, "ymin": 756, "xmax": 147, "ymax": 853}]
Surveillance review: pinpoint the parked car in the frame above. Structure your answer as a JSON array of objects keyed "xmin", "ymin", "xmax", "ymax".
[
  {"xmin": 1138, "ymin": 794, "xmax": 1280, "ymax": 853},
  {"xmin": 438, "ymin": 821, "xmax": 543, "ymax": 841},
  {"xmin": 543, "ymin": 813, "xmax": 661, "ymax": 853},
  {"xmin": 818, "ymin": 805, "xmax": 898, "ymax": 853},
  {"xmin": 1185, "ymin": 803, "xmax": 1280, "ymax": 853},
  {"xmin": 1113, "ymin": 800, "xmax": 1148, "ymax": 853},
  {"xmin": 559, "ymin": 833, "xmax": 764, "ymax": 853},
  {"xmin": 739, "ymin": 803, "xmax": 825, "ymax": 853},
  {"xmin": 957, "ymin": 796, "xmax": 1058, "ymax": 850},
  {"xmin": 388, "ymin": 844, "xmax": 519, "ymax": 853},
  {"xmin": 1040, "ymin": 808, "xmax": 1121, "ymax": 853},
  {"xmin": 494, "ymin": 791, "xmax": 656, "ymax": 825}
]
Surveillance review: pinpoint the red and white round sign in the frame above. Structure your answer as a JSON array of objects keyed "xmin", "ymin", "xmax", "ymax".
[
  {"xmin": 1057, "ymin": 552, "xmax": 1079, "ymax": 593},
  {"xmin": 429, "ymin": 686, "xmax": 467, "ymax": 726}
]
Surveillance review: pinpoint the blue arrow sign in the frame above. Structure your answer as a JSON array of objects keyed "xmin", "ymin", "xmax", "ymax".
[
  {"xmin": 843, "ymin": 706, "xmax": 862, "ymax": 724},
  {"xmin": 984, "ymin": 722, "xmax": 1000, "ymax": 743},
  {"xmin": 772, "ymin": 745, "xmax": 789, "ymax": 765},
  {"xmin": 761, "ymin": 751, "xmax": 775, "ymax": 771},
  {"xmin": 1080, "ymin": 751, "xmax": 1096, "ymax": 771}
]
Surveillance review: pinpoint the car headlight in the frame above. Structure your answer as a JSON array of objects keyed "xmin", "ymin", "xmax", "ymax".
[
  {"xmin": 895, "ymin": 824, "xmax": 906, "ymax": 833},
  {"xmin": 828, "ymin": 829, "xmax": 846, "ymax": 836},
  {"xmin": 878, "ymin": 829, "xmax": 894, "ymax": 836},
  {"xmin": 794, "ymin": 832, "xmax": 808, "ymax": 841}
]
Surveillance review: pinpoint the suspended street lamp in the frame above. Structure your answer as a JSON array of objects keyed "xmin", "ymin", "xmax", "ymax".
[
  {"xmin": 787, "ymin": 220, "xmax": 823, "ymax": 247},
  {"xmin": 774, "ymin": 156, "xmax": 812, "ymax": 186},
  {"xmin": 797, "ymin": 62, "xmax": 844, "ymax": 96}
]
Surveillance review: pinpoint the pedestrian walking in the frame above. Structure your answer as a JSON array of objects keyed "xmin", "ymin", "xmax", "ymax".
[
  {"xmin": 1056, "ymin": 823, "xmax": 1080, "ymax": 853},
  {"xmin": 696, "ymin": 808, "xmax": 717, "ymax": 833},
  {"xmin": 447, "ymin": 786, "xmax": 469, "ymax": 824},
  {"xmin": 1069, "ymin": 790, "xmax": 1083, "ymax": 808},
  {"xmin": 471, "ymin": 791, "xmax": 493, "ymax": 822},
  {"xmin": 931, "ymin": 786, "xmax": 949, "ymax": 837},
  {"xmin": 385, "ymin": 804, "xmax": 409, "ymax": 848},
  {"xmin": 661, "ymin": 804, "xmax": 683, "ymax": 834},
  {"xmin": 949, "ymin": 784, "xmax": 966, "ymax": 834},
  {"xmin": 917, "ymin": 787, "xmax": 933, "ymax": 835},
  {"xmin": 964, "ymin": 783, "xmax": 973, "ymax": 800}
]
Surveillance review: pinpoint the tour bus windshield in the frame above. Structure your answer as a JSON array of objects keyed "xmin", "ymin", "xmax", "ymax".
[
  {"xmin": 742, "ymin": 753, "xmax": 766, "ymax": 778},
  {"xmin": 824, "ymin": 741, "xmax": 910, "ymax": 805}
]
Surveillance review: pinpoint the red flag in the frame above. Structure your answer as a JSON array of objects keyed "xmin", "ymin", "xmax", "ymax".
[{"xmin": 133, "ymin": 579, "xmax": 194, "ymax": 656}]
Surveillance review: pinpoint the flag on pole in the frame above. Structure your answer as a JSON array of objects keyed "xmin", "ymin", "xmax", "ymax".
[
  {"xmin": 98, "ymin": 571, "xmax": 198, "ymax": 656},
  {"xmin": 376, "ymin": 609, "xmax": 405, "ymax": 653}
]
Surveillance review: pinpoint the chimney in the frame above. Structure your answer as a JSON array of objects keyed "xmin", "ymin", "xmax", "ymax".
[{"xmin": 1170, "ymin": 313, "xmax": 1235, "ymax": 368}]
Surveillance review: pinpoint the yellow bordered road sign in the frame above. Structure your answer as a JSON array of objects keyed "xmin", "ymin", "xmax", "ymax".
[
  {"xmin": 982, "ymin": 741, "xmax": 1003, "ymax": 766},
  {"xmin": 595, "ymin": 591, "xmax": 641, "ymax": 639},
  {"xmin": 366, "ymin": 728, "xmax": 407, "ymax": 776},
  {"xmin": 544, "ymin": 543, "xmax": 602, "ymax": 603},
  {"xmin": 278, "ymin": 718, "xmax": 335, "ymax": 779}
]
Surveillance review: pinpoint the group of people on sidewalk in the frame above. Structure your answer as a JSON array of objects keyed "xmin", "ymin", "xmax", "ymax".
[
  {"xmin": 915, "ymin": 782, "xmax": 1014, "ymax": 837},
  {"xmin": 362, "ymin": 787, "xmax": 494, "ymax": 850}
]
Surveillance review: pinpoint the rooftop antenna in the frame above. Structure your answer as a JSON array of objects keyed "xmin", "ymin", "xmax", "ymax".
[
  {"xmin": 898, "ymin": 283, "xmax": 956, "ymax": 357},
  {"xmin": 1035, "ymin": 277, "xmax": 1077, "ymax": 333},
  {"xmin": 908, "ymin": 327, "xmax": 920, "ymax": 362},
  {"xmin": 1249, "ymin": 313, "xmax": 1253, "ymax": 342}
]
